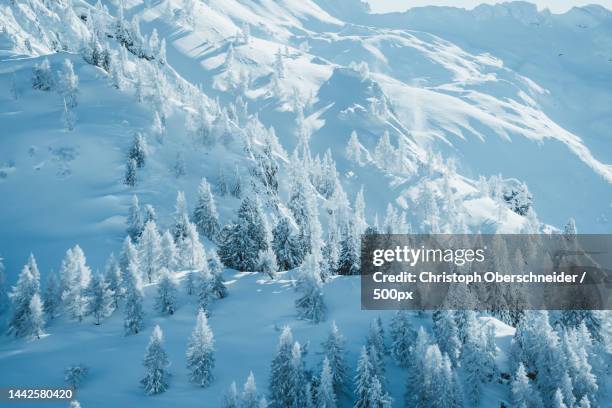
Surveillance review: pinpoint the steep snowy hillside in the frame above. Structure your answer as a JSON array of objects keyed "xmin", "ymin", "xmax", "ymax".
[{"xmin": 0, "ymin": 1, "xmax": 610, "ymax": 408}]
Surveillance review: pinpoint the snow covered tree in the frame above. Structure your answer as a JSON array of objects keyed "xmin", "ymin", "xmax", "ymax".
[
  {"xmin": 419, "ymin": 345, "xmax": 462, "ymax": 408},
  {"xmin": 104, "ymin": 253, "xmax": 123, "ymax": 308},
  {"xmin": 563, "ymin": 218, "xmax": 577, "ymax": 236},
  {"xmin": 433, "ymin": 310, "xmax": 461, "ymax": 366},
  {"xmin": 257, "ymin": 249, "xmax": 278, "ymax": 279},
  {"xmin": 0, "ymin": 256, "xmax": 8, "ymax": 319},
  {"xmin": 32, "ymin": 58, "xmax": 53, "ymax": 91},
  {"xmin": 295, "ymin": 254, "xmax": 326, "ymax": 323},
  {"xmin": 242, "ymin": 371, "xmax": 260, "ymax": 408},
  {"xmin": 60, "ymin": 246, "xmax": 92, "ymax": 322},
  {"xmin": 389, "ymin": 311, "xmax": 416, "ymax": 368},
  {"xmin": 124, "ymin": 261, "xmax": 145, "ymax": 335},
  {"xmin": 404, "ymin": 327, "xmax": 430, "ymax": 407},
  {"xmin": 461, "ymin": 312, "xmax": 496, "ymax": 405},
  {"xmin": 336, "ymin": 225, "xmax": 360, "ymax": 275},
  {"xmin": 195, "ymin": 266, "xmax": 213, "ymax": 315},
  {"xmin": 193, "ymin": 178, "xmax": 220, "ymax": 241},
  {"xmin": 144, "ymin": 204, "xmax": 157, "ymax": 225},
  {"xmin": 223, "ymin": 381, "xmax": 239, "ymax": 408},
  {"xmin": 217, "ymin": 167, "xmax": 228, "ymax": 196},
  {"xmin": 186, "ymin": 308, "xmax": 215, "ymax": 387},
  {"xmin": 64, "ymin": 364, "xmax": 89, "ymax": 389},
  {"xmin": 125, "ymin": 158, "xmax": 137, "ymax": 186},
  {"xmin": 173, "ymin": 191, "xmax": 190, "ymax": 242},
  {"xmin": 141, "ymin": 325, "xmax": 170, "ymax": 395},
  {"xmin": 127, "ymin": 195, "xmax": 143, "ymax": 241},
  {"xmin": 180, "ymin": 222, "xmax": 206, "ymax": 270},
  {"xmin": 345, "ymin": 131, "xmax": 363, "ymax": 165},
  {"xmin": 155, "ymin": 268, "xmax": 178, "ymax": 315},
  {"xmin": 231, "ymin": 165, "xmax": 242, "ymax": 198},
  {"xmin": 354, "ymin": 346, "xmax": 375, "ymax": 408},
  {"xmin": 218, "ymin": 197, "xmax": 268, "ymax": 271},
  {"xmin": 87, "ymin": 273, "xmax": 113, "ymax": 325},
  {"xmin": 42, "ymin": 272, "xmax": 60, "ymax": 321},
  {"xmin": 129, "ymin": 132, "xmax": 148, "ymax": 169},
  {"xmin": 272, "ymin": 215, "xmax": 304, "ymax": 271},
  {"xmin": 58, "ymin": 59, "xmax": 78, "ymax": 108},
  {"xmin": 208, "ymin": 251, "xmax": 228, "ymax": 299},
  {"xmin": 321, "ymin": 321, "xmax": 348, "ymax": 394},
  {"xmin": 317, "ymin": 357, "xmax": 337, "ymax": 408},
  {"xmin": 119, "ymin": 236, "xmax": 139, "ymax": 278},
  {"xmin": 139, "ymin": 220, "xmax": 162, "ymax": 283},
  {"xmin": 26, "ymin": 253, "xmax": 40, "ymax": 293},
  {"xmin": 269, "ymin": 326, "xmax": 295, "ymax": 407},
  {"xmin": 511, "ymin": 363, "xmax": 544, "ymax": 408},
  {"xmin": 160, "ymin": 230, "xmax": 179, "ymax": 272},
  {"xmin": 560, "ymin": 310, "xmax": 603, "ymax": 343},
  {"xmin": 286, "ymin": 342, "xmax": 309, "ymax": 408}
]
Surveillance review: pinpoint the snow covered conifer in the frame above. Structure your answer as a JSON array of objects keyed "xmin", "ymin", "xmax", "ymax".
[
  {"xmin": 433, "ymin": 310, "xmax": 461, "ymax": 366},
  {"xmin": 125, "ymin": 158, "xmax": 137, "ymax": 186},
  {"xmin": 511, "ymin": 363, "xmax": 544, "ymax": 408},
  {"xmin": 242, "ymin": 371, "xmax": 260, "ymax": 408},
  {"xmin": 32, "ymin": 58, "xmax": 53, "ymax": 91},
  {"xmin": 129, "ymin": 132, "xmax": 148, "ymax": 169},
  {"xmin": 58, "ymin": 59, "xmax": 78, "ymax": 108},
  {"xmin": 124, "ymin": 261, "xmax": 145, "ymax": 335},
  {"xmin": 42, "ymin": 272, "xmax": 60, "ymax": 321},
  {"xmin": 336, "ymin": 226, "xmax": 359, "ymax": 275},
  {"xmin": 208, "ymin": 251, "xmax": 228, "ymax": 299},
  {"xmin": 195, "ymin": 266, "xmax": 213, "ymax": 314},
  {"xmin": 26, "ymin": 253, "xmax": 41, "ymax": 293},
  {"xmin": 321, "ymin": 321, "xmax": 348, "ymax": 393},
  {"xmin": 23, "ymin": 293, "xmax": 45, "ymax": 339},
  {"xmin": 155, "ymin": 268, "xmax": 178, "ymax": 315},
  {"xmin": 295, "ymin": 254, "xmax": 326, "ymax": 323},
  {"xmin": 346, "ymin": 131, "xmax": 363, "ymax": 165},
  {"xmin": 60, "ymin": 246, "xmax": 92, "ymax": 322},
  {"xmin": 257, "ymin": 249, "xmax": 278, "ymax": 279},
  {"xmin": 218, "ymin": 197, "xmax": 268, "ymax": 271},
  {"xmin": 144, "ymin": 204, "xmax": 157, "ymax": 225},
  {"xmin": 141, "ymin": 325, "xmax": 170, "ymax": 395},
  {"xmin": 139, "ymin": 220, "xmax": 162, "ymax": 283},
  {"xmin": 119, "ymin": 236, "xmax": 139, "ymax": 277},
  {"xmin": 160, "ymin": 230, "xmax": 179, "ymax": 272},
  {"xmin": 223, "ymin": 381, "xmax": 239, "ymax": 408},
  {"xmin": 186, "ymin": 308, "xmax": 215, "ymax": 387},
  {"xmin": 180, "ymin": 223, "xmax": 206, "ymax": 270},
  {"xmin": 104, "ymin": 253, "xmax": 123, "ymax": 308},
  {"xmin": 87, "ymin": 272, "xmax": 113, "ymax": 325},
  {"xmin": 389, "ymin": 311, "xmax": 416, "ymax": 368},
  {"xmin": 193, "ymin": 178, "xmax": 220, "ymax": 241},
  {"xmin": 9, "ymin": 263, "xmax": 43, "ymax": 337},
  {"xmin": 272, "ymin": 215, "xmax": 303, "ymax": 271},
  {"xmin": 127, "ymin": 195, "xmax": 143, "ymax": 241},
  {"xmin": 269, "ymin": 326, "xmax": 295, "ymax": 407},
  {"xmin": 354, "ymin": 346, "xmax": 374, "ymax": 408},
  {"xmin": 173, "ymin": 191, "xmax": 190, "ymax": 243},
  {"xmin": 287, "ymin": 342, "xmax": 309, "ymax": 408},
  {"xmin": 317, "ymin": 357, "xmax": 337, "ymax": 408}
]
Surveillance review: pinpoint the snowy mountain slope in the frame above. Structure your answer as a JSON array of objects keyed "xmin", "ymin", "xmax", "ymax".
[{"xmin": 0, "ymin": 1, "xmax": 611, "ymax": 408}]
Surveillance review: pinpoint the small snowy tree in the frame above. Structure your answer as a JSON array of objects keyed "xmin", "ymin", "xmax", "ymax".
[
  {"xmin": 139, "ymin": 220, "xmax": 162, "ymax": 283},
  {"xmin": 208, "ymin": 251, "xmax": 228, "ymax": 299},
  {"xmin": 160, "ymin": 230, "xmax": 179, "ymax": 272},
  {"xmin": 317, "ymin": 357, "xmax": 337, "ymax": 408},
  {"xmin": 186, "ymin": 308, "xmax": 215, "ymax": 387},
  {"xmin": 321, "ymin": 321, "xmax": 348, "ymax": 394},
  {"xmin": 272, "ymin": 215, "xmax": 304, "ymax": 271},
  {"xmin": 32, "ymin": 58, "xmax": 53, "ymax": 91},
  {"xmin": 354, "ymin": 346, "xmax": 375, "ymax": 408},
  {"xmin": 42, "ymin": 272, "xmax": 61, "ymax": 321},
  {"xmin": 87, "ymin": 273, "xmax": 114, "ymax": 325},
  {"xmin": 257, "ymin": 249, "xmax": 278, "ymax": 279},
  {"xmin": 127, "ymin": 195, "xmax": 143, "ymax": 241},
  {"xmin": 124, "ymin": 261, "xmax": 145, "ymax": 335},
  {"xmin": 389, "ymin": 311, "xmax": 416, "ymax": 368},
  {"xmin": 64, "ymin": 364, "xmax": 89, "ymax": 389},
  {"xmin": 141, "ymin": 325, "xmax": 170, "ymax": 395},
  {"xmin": 26, "ymin": 294, "xmax": 45, "ymax": 339},
  {"xmin": 104, "ymin": 253, "xmax": 123, "ymax": 308},
  {"xmin": 125, "ymin": 158, "xmax": 137, "ymax": 186},
  {"xmin": 511, "ymin": 363, "xmax": 544, "ymax": 408},
  {"xmin": 295, "ymin": 254, "xmax": 326, "ymax": 323},
  {"xmin": 155, "ymin": 268, "xmax": 178, "ymax": 315},
  {"xmin": 173, "ymin": 191, "xmax": 190, "ymax": 242},
  {"xmin": 60, "ymin": 246, "xmax": 92, "ymax": 322},
  {"xmin": 223, "ymin": 381, "xmax": 239, "ymax": 408},
  {"xmin": 193, "ymin": 178, "xmax": 221, "ymax": 241},
  {"xmin": 58, "ymin": 59, "xmax": 78, "ymax": 108},
  {"xmin": 129, "ymin": 132, "xmax": 148, "ymax": 169},
  {"xmin": 345, "ymin": 131, "xmax": 363, "ymax": 165},
  {"xmin": 180, "ymin": 222, "xmax": 206, "ymax": 270},
  {"xmin": 269, "ymin": 326, "xmax": 295, "ymax": 407},
  {"xmin": 242, "ymin": 371, "xmax": 260, "ymax": 408},
  {"xmin": 433, "ymin": 310, "xmax": 461, "ymax": 366}
]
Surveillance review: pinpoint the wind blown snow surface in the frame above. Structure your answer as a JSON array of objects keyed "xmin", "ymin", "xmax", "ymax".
[{"xmin": 0, "ymin": 0, "xmax": 610, "ymax": 407}]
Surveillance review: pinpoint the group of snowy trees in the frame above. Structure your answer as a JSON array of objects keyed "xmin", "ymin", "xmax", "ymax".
[{"xmin": 141, "ymin": 308, "xmax": 215, "ymax": 395}]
